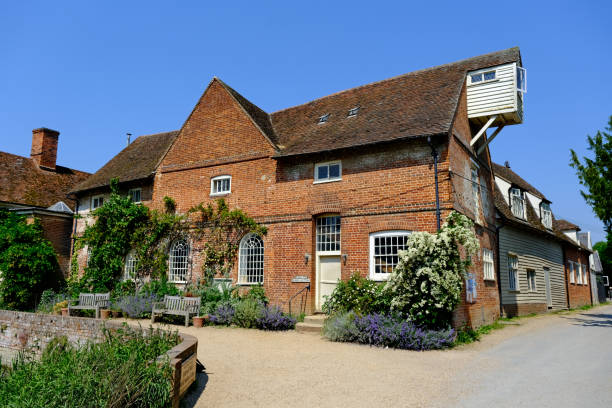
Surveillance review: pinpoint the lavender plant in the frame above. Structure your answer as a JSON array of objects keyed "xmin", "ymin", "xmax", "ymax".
[
  {"xmin": 115, "ymin": 293, "xmax": 159, "ymax": 318},
  {"xmin": 256, "ymin": 305, "xmax": 296, "ymax": 331},
  {"xmin": 209, "ymin": 303, "xmax": 235, "ymax": 325}
]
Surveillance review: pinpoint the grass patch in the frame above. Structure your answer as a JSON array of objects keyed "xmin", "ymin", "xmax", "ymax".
[
  {"xmin": 499, "ymin": 312, "xmax": 537, "ymax": 322},
  {"xmin": 454, "ymin": 321, "xmax": 506, "ymax": 346}
]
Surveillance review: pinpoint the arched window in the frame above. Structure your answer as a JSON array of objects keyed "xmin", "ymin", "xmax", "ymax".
[
  {"xmin": 238, "ymin": 234, "xmax": 264, "ymax": 284},
  {"xmin": 123, "ymin": 250, "xmax": 137, "ymax": 281},
  {"xmin": 168, "ymin": 239, "xmax": 190, "ymax": 283},
  {"xmin": 369, "ymin": 230, "xmax": 411, "ymax": 281}
]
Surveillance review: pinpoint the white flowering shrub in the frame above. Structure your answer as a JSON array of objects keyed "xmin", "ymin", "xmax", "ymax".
[{"xmin": 384, "ymin": 211, "xmax": 479, "ymax": 328}]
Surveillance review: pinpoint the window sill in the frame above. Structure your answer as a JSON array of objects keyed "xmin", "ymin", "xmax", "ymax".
[
  {"xmin": 484, "ymin": 278, "xmax": 496, "ymax": 282},
  {"xmin": 210, "ymin": 192, "xmax": 230, "ymax": 197},
  {"xmin": 467, "ymin": 78, "xmax": 500, "ymax": 87},
  {"xmin": 369, "ymin": 275, "xmax": 390, "ymax": 282},
  {"xmin": 237, "ymin": 282, "xmax": 264, "ymax": 286},
  {"xmin": 313, "ymin": 178, "xmax": 342, "ymax": 185},
  {"xmin": 508, "ymin": 290, "xmax": 521, "ymax": 294}
]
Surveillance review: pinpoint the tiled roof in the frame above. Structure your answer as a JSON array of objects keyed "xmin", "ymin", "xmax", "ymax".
[
  {"xmin": 554, "ymin": 219, "xmax": 580, "ymax": 231},
  {"xmin": 71, "ymin": 131, "xmax": 178, "ymax": 193},
  {"xmin": 0, "ymin": 151, "xmax": 90, "ymax": 209},
  {"xmin": 270, "ymin": 47, "xmax": 521, "ymax": 157},
  {"xmin": 492, "ymin": 162, "xmax": 547, "ymax": 200}
]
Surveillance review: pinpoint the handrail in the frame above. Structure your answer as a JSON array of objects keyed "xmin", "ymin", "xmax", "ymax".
[{"xmin": 288, "ymin": 284, "xmax": 310, "ymax": 317}]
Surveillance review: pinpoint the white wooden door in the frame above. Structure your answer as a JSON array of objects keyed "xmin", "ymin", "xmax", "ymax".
[
  {"xmin": 544, "ymin": 267, "xmax": 553, "ymax": 308},
  {"xmin": 317, "ymin": 255, "xmax": 341, "ymax": 310}
]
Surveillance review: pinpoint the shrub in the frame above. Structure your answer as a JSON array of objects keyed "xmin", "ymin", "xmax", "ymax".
[
  {"xmin": 113, "ymin": 280, "xmax": 136, "ymax": 298},
  {"xmin": 52, "ymin": 300, "xmax": 69, "ymax": 315},
  {"xmin": 139, "ymin": 279, "xmax": 180, "ymax": 298},
  {"xmin": 233, "ymin": 298, "xmax": 263, "ymax": 328},
  {"xmin": 36, "ymin": 289, "xmax": 70, "ymax": 314},
  {"xmin": 323, "ymin": 312, "xmax": 455, "ymax": 351},
  {"xmin": 209, "ymin": 303, "xmax": 235, "ymax": 325},
  {"xmin": 199, "ymin": 282, "xmax": 236, "ymax": 314},
  {"xmin": 322, "ymin": 273, "xmax": 391, "ymax": 315},
  {"xmin": 0, "ymin": 325, "xmax": 178, "ymax": 407},
  {"xmin": 114, "ymin": 293, "xmax": 159, "ymax": 318},
  {"xmin": 384, "ymin": 211, "xmax": 479, "ymax": 329},
  {"xmin": 0, "ymin": 209, "xmax": 62, "ymax": 310},
  {"xmin": 256, "ymin": 305, "xmax": 296, "ymax": 330}
]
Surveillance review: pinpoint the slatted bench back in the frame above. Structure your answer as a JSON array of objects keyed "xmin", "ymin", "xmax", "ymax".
[
  {"xmin": 77, "ymin": 293, "xmax": 110, "ymax": 307},
  {"xmin": 163, "ymin": 296, "xmax": 201, "ymax": 314}
]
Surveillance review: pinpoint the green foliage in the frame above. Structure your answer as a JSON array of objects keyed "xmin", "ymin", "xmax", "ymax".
[
  {"xmin": 71, "ymin": 179, "xmax": 184, "ymax": 294},
  {"xmin": 0, "ymin": 209, "xmax": 62, "ymax": 310},
  {"xmin": 189, "ymin": 198, "xmax": 267, "ymax": 283},
  {"xmin": 242, "ymin": 284, "xmax": 268, "ymax": 304},
  {"xmin": 570, "ymin": 116, "xmax": 612, "ymax": 233},
  {"xmin": 232, "ymin": 297, "xmax": 263, "ymax": 328},
  {"xmin": 0, "ymin": 325, "xmax": 178, "ymax": 408},
  {"xmin": 594, "ymin": 240, "xmax": 612, "ymax": 276},
  {"xmin": 113, "ymin": 280, "xmax": 136, "ymax": 299},
  {"xmin": 384, "ymin": 211, "xmax": 479, "ymax": 329},
  {"xmin": 322, "ymin": 272, "xmax": 391, "ymax": 315},
  {"xmin": 454, "ymin": 321, "xmax": 506, "ymax": 345},
  {"xmin": 198, "ymin": 282, "xmax": 237, "ymax": 314},
  {"xmin": 138, "ymin": 278, "xmax": 180, "ymax": 298},
  {"xmin": 52, "ymin": 300, "xmax": 68, "ymax": 314},
  {"xmin": 36, "ymin": 289, "xmax": 70, "ymax": 314}
]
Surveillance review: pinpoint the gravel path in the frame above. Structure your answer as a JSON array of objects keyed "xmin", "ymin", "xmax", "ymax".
[{"xmin": 132, "ymin": 304, "xmax": 612, "ymax": 407}]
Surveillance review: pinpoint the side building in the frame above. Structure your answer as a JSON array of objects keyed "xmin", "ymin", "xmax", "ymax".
[
  {"xmin": 0, "ymin": 128, "xmax": 90, "ymax": 275},
  {"xmin": 493, "ymin": 162, "xmax": 590, "ymax": 316},
  {"xmin": 555, "ymin": 220, "xmax": 593, "ymax": 308}
]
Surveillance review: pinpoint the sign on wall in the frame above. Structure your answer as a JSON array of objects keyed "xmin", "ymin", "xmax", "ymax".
[{"xmin": 466, "ymin": 273, "xmax": 477, "ymax": 303}]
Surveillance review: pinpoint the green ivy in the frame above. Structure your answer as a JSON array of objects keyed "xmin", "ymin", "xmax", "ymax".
[{"xmin": 0, "ymin": 209, "xmax": 61, "ymax": 310}]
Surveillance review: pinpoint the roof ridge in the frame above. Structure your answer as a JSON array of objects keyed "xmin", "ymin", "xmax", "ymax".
[{"xmin": 270, "ymin": 47, "xmax": 519, "ymax": 116}]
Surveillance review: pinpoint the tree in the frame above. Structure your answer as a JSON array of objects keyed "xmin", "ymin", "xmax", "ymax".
[
  {"xmin": 0, "ymin": 209, "xmax": 61, "ymax": 310},
  {"xmin": 593, "ymin": 241, "xmax": 612, "ymax": 276},
  {"xmin": 570, "ymin": 116, "xmax": 612, "ymax": 234},
  {"xmin": 383, "ymin": 211, "xmax": 479, "ymax": 329}
]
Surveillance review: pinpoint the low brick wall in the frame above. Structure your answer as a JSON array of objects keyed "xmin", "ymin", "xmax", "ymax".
[
  {"xmin": 0, "ymin": 310, "xmax": 197, "ymax": 407},
  {"xmin": 501, "ymin": 302, "xmax": 548, "ymax": 317}
]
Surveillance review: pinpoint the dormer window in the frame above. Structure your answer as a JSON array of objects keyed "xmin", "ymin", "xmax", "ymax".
[
  {"xmin": 91, "ymin": 195, "xmax": 104, "ymax": 210},
  {"xmin": 314, "ymin": 161, "xmax": 341, "ymax": 183},
  {"xmin": 541, "ymin": 202, "xmax": 552, "ymax": 229},
  {"xmin": 469, "ymin": 70, "xmax": 497, "ymax": 85},
  {"xmin": 510, "ymin": 187, "xmax": 525, "ymax": 219},
  {"xmin": 347, "ymin": 107, "xmax": 360, "ymax": 117},
  {"xmin": 318, "ymin": 113, "xmax": 330, "ymax": 124},
  {"xmin": 211, "ymin": 175, "xmax": 231, "ymax": 196}
]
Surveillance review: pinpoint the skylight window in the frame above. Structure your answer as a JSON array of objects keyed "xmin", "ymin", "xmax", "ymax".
[
  {"xmin": 318, "ymin": 113, "xmax": 330, "ymax": 124},
  {"xmin": 347, "ymin": 107, "xmax": 360, "ymax": 117}
]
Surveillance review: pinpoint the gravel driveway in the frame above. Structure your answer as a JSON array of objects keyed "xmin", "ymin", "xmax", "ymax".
[{"xmin": 138, "ymin": 304, "xmax": 612, "ymax": 407}]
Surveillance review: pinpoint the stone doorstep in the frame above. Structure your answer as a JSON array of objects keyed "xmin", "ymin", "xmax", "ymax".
[{"xmin": 296, "ymin": 314, "xmax": 326, "ymax": 334}]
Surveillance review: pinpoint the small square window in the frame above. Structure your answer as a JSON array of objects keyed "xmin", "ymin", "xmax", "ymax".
[
  {"xmin": 91, "ymin": 195, "xmax": 104, "ymax": 210},
  {"xmin": 128, "ymin": 188, "xmax": 141, "ymax": 203},
  {"xmin": 348, "ymin": 107, "xmax": 360, "ymax": 117},
  {"xmin": 211, "ymin": 176, "xmax": 231, "ymax": 195},
  {"xmin": 314, "ymin": 161, "xmax": 342, "ymax": 183},
  {"xmin": 483, "ymin": 71, "xmax": 496, "ymax": 81},
  {"xmin": 470, "ymin": 73, "xmax": 483, "ymax": 83}
]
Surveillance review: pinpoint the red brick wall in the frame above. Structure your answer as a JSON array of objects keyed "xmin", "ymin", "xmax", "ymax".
[
  {"xmin": 564, "ymin": 244, "xmax": 592, "ymax": 308},
  {"xmin": 29, "ymin": 213, "xmax": 73, "ymax": 277},
  {"xmin": 31, "ymin": 128, "xmax": 59, "ymax": 170}
]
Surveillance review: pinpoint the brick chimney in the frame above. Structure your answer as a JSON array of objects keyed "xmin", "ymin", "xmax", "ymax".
[{"xmin": 31, "ymin": 128, "xmax": 59, "ymax": 170}]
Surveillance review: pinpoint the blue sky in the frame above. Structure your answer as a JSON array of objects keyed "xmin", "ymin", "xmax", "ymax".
[{"xmin": 1, "ymin": 1, "xmax": 610, "ymax": 242}]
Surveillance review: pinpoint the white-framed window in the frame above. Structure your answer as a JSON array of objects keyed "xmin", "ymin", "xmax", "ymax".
[
  {"xmin": 316, "ymin": 215, "xmax": 341, "ymax": 253},
  {"xmin": 508, "ymin": 254, "xmax": 519, "ymax": 291},
  {"xmin": 471, "ymin": 168, "xmax": 480, "ymax": 220},
  {"xmin": 123, "ymin": 250, "xmax": 137, "ymax": 281},
  {"xmin": 314, "ymin": 161, "xmax": 342, "ymax": 183},
  {"xmin": 540, "ymin": 202, "xmax": 552, "ymax": 229},
  {"xmin": 211, "ymin": 175, "xmax": 231, "ymax": 196},
  {"xmin": 168, "ymin": 239, "xmax": 190, "ymax": 283},
  {"xmin": 516, "ymin": 66, "xmax": 527, "ymax": 93},
  {"xmin": 318, "ymin": 113, "xmax": 330, "ymax": 124},
  {"xmin": 238, "ymin": 233, "xmax": 264, "ymax": 285},
  {"xmin": 369, "ymin": 231, "xmax": 411, "ymax": 280},
  {"xmin": 603, "ymin": 275, "xmax": 610, "ymax": 287},
  {"xmin": 469, "ymin": 70, "xmax": 497, "ymax": 85},
  {"xmin": 91, "ymin": 195, "xmax": 104, "ymax": 210},
  {"xmin": 581, "ymin": 264, "xmax": 588, "ymax": 285},
  {"xmin": 569, "ymin": 261, "xmax": 575, "ymax": 284},
  {"xmin": 347, "ymin": 106, "xmax": 360, "ymax": 117},
  {"xmin": 483, "ymin": 248, "xmax": 495, "ymax": 281},
  {"xmin": 527, "ymin": 269, "xmax": 537, "ymax": 292},
  {"xmin": 510, "ymin": 188, "xmax": 525, "ymax": 219},
  {"xmin": 128, "ymin": 188, "xmax": 141, "ymax": 203}
]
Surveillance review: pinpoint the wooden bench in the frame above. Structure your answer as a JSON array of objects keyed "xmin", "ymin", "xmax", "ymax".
[
  {"xmin": 151, "ymin": 296, "xmax": 201, "ymax": 327},
  {"xmin": 68, "ymin": 293, "xmax": 110, "ymax": 319}
]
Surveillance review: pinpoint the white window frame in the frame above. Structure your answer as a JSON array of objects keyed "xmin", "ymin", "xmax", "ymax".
[
  {"xmin": 238, "ymin": 233, "xmax": 265, "ymax": 285},
  {"xmin": 210, "ymin": 175, "xmax": 231, "ymax": 196},
  {"xmin": 471, "ymin": 167, "xmax": 480, "ymax": 220},
  {"xmin": 318, "ymin": 113, "xmax": 330, "ymax": 124},
  {"xmin": 569, "ymin": 261, "xmax": 575, "ymax": 284},
  {"xmin": 314, "ymin": 161, "xmax": 342, "ymax": 184},
  {"xmin": 91, "ymin": 195, "xmax": 104, "ymax": 210},
  {"xmin": 482, "ymin": 248, "xmax": 495, "ymax": 281},
  {"xmin": 468, "ymin": 68, "xmax": 498, "ymax": 86},
  {"xmin": 316, "ymin": 215, "xmax": 341, "ymax": 254},
  {"xmin": 540, "ymin": 202, "xmax": 552, "ymax": 229},
  {"xmin": 128, "ymin": 188, "xmax": 142, "ymax": 203},
  {"xmin": 516, "ymin": 66, "xmax": 527, "ymax": 93},
  {"xmin": 168, "ymin": 239, "xmax": 190, "ymax": 283},
  {"xmin": 527, "ymin": 269, "xmax": 537, "ymax": 292},
  {"xmin": 581, "ymin": 263, "xmax": 588, "ymax": 286},
  {"xmin": 603, "ymin": 275, "xmax": 609, "ymax": 287},
  {"xmin": 123, "ymin": 250, "xmax": 137, "ymax": 281},
  {"xmin": 369, "ymin": 230, "xmax": 411, "ymax": 281},
  {"xmin": 508, "ymin": 254, "xmax": 519, "ymax": 291},
  {"xmin": 347, "ymin": 106, "xmax": 360, "ymax": 117},
  {"xmin": 510, "ymin": 188, "xmax": 525, "ymax": 219}
]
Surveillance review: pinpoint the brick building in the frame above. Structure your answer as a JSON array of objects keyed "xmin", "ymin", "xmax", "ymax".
[
  {"xmin": 0, "ymin": 128, "xmax": 90, "ymax": 275},
  {"xmin": 555, "ymin": 219, "xmax": 593, "ymax": 308},
  {"xmin": 73, "ymin": 48, "xmax": 528, "ymax": 327}
]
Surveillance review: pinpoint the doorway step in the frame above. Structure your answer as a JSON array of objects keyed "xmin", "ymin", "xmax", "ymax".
[{"xmin": 295, "ymin": 314, "xmax": 326, "ymax": 334}]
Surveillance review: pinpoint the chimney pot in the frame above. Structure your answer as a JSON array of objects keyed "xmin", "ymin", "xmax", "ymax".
[
  {"xmin": 504, "ymin": 160, "xmax": 510, "ymax": 168},
  {"xmin": 31, "ymin": 128, "xmax": 60, "ymax": 170}
]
